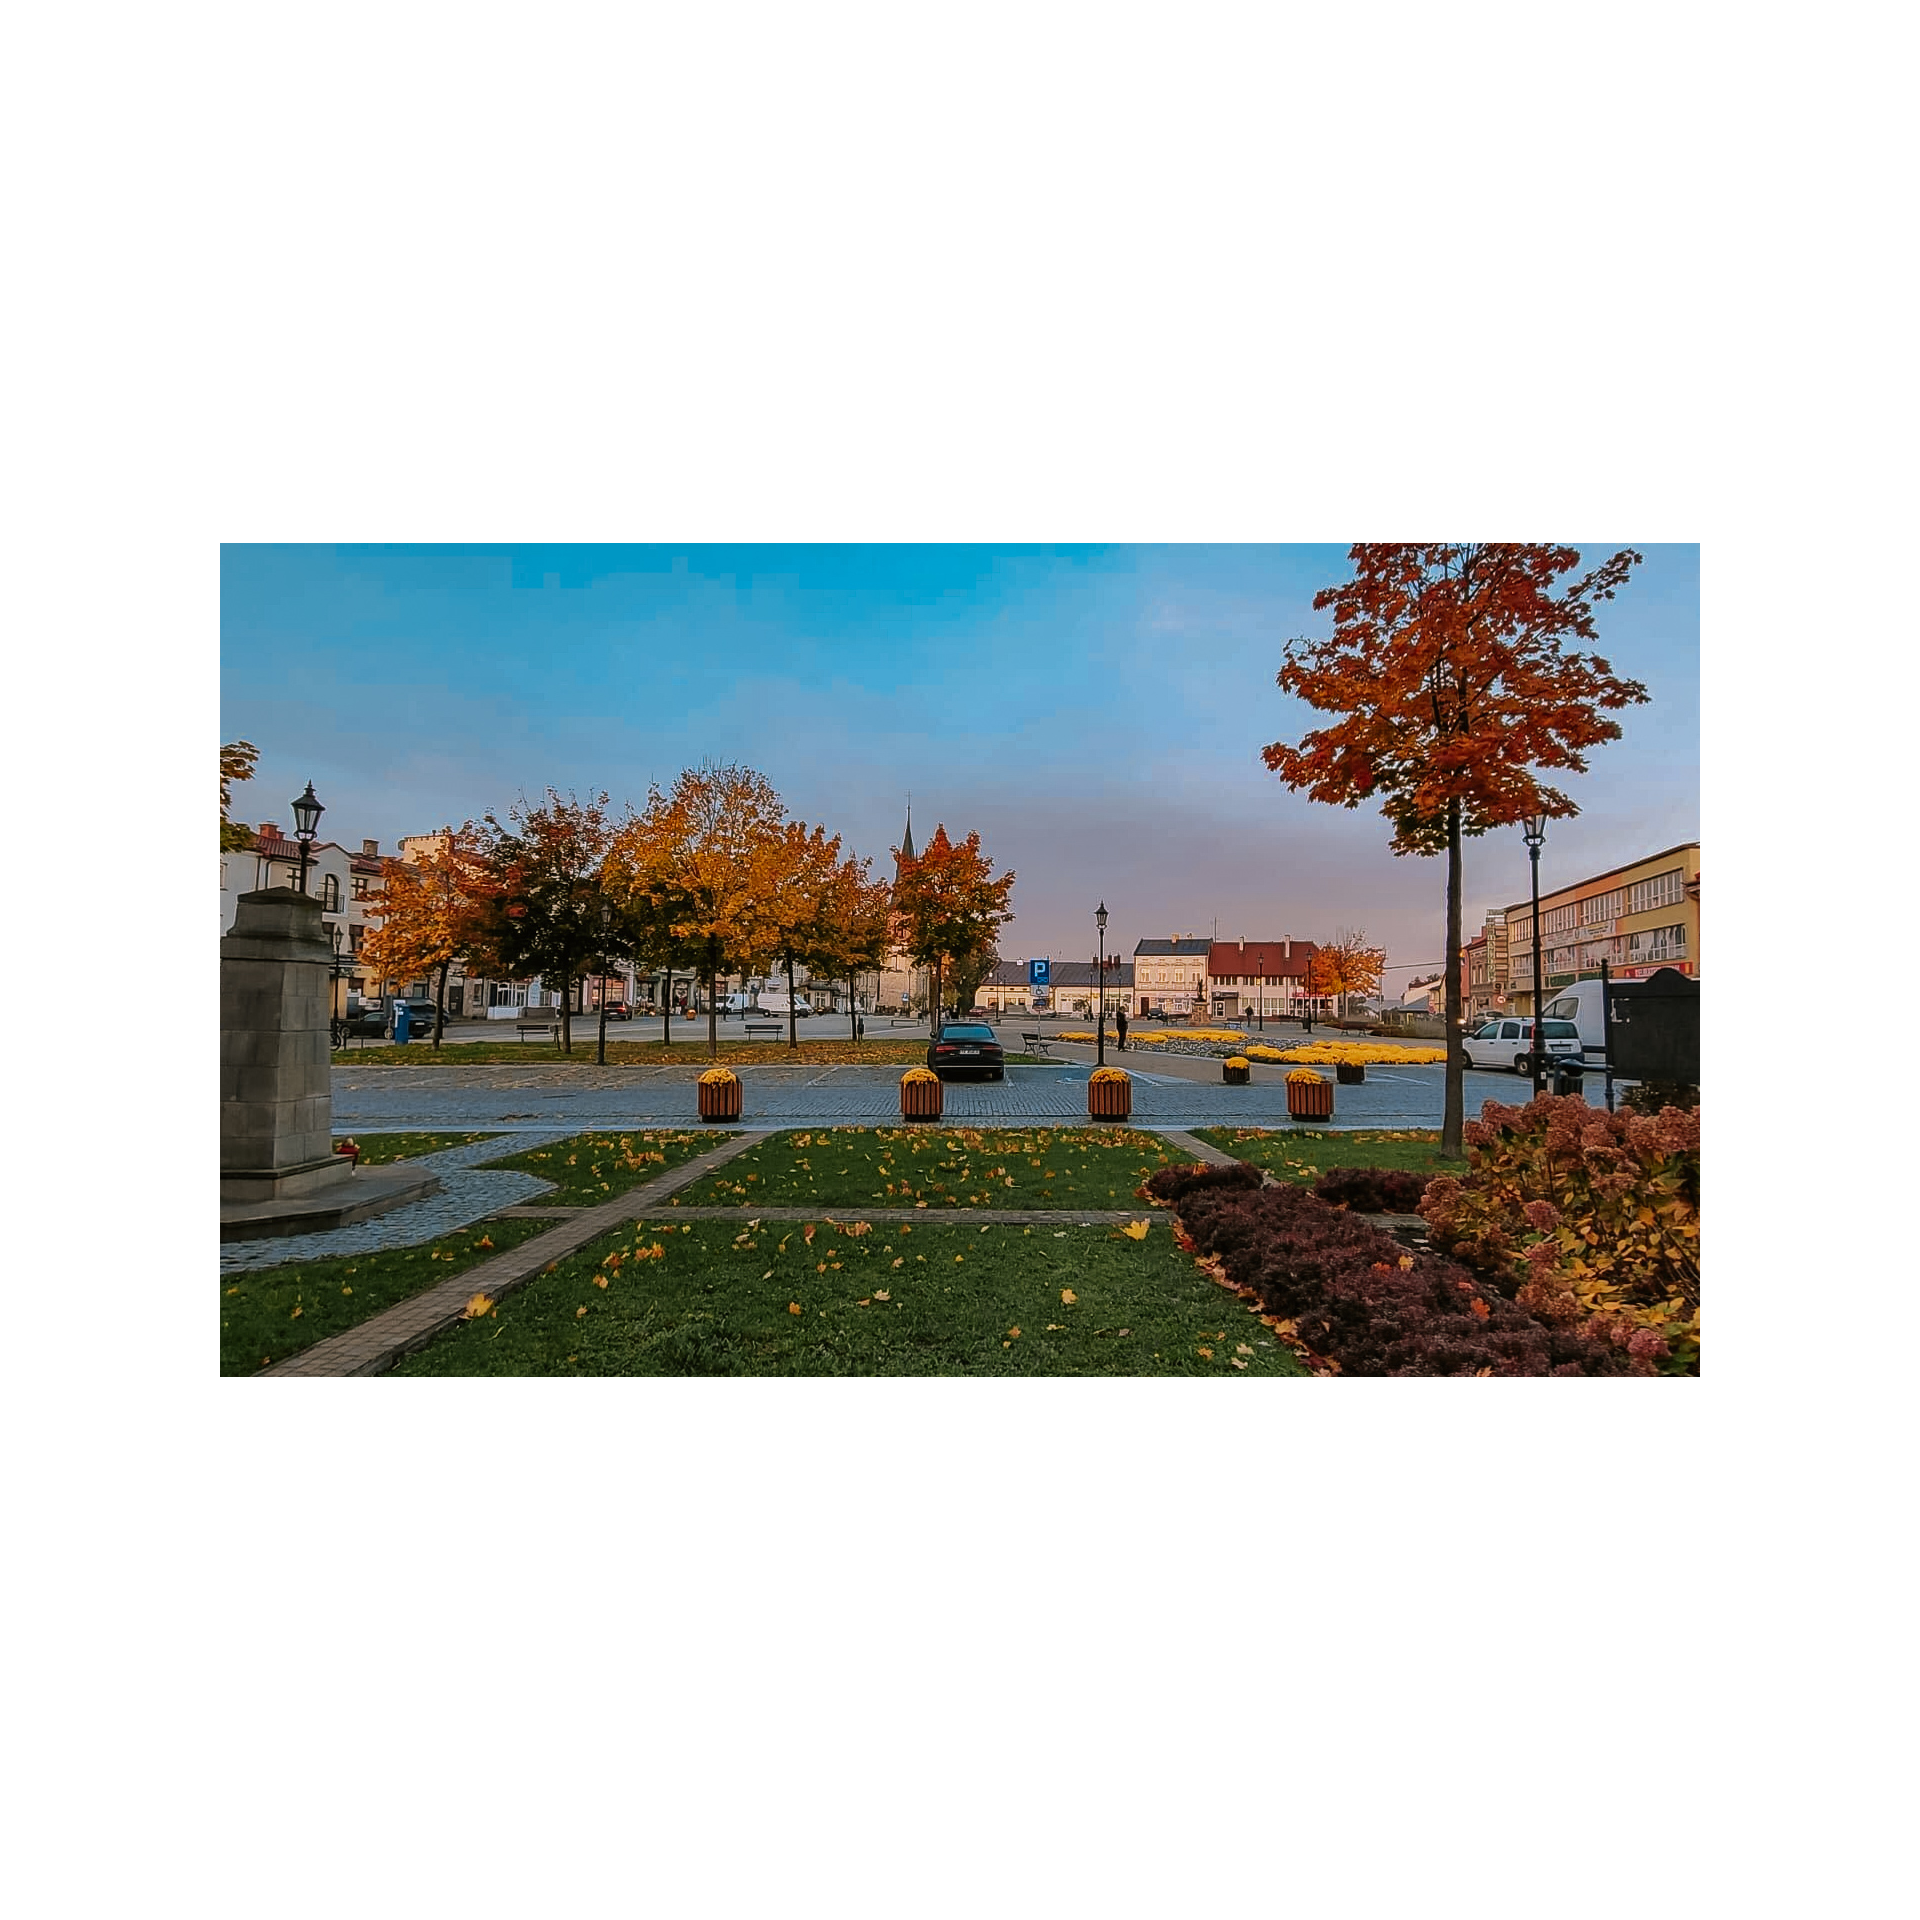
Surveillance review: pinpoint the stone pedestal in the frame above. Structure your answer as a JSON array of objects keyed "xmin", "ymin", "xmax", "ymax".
[{"xmin": 221, "ymin": 888, "xmax": 353, "ymax": 1203}]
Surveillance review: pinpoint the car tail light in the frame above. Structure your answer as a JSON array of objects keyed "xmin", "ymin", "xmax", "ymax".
[{"xmin": 935, "ymin": 1045, "xmax": 955, "ymax": 1055}]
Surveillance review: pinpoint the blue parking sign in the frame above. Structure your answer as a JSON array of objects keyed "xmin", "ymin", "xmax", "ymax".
[{"xmin": 1028, "ymin": 958, "xmax": 1050, "ymax": 986}]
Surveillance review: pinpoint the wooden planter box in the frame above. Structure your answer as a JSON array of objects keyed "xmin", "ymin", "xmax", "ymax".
[
  {"xmin": 697, "ymin": 1078, "xmax": 743, "ymax": 1123},
  {"xmin": 1087, "ymin": 1077, "xmax": 1132, "ymax": 1121},
  {"xmin": 1222, "ymin": 1063, "xmax": 1250, "ymax": 1086},
  {"xmin": 1335, "ymin": 1062, "xmax": 1366, "ymax": 1085},
  {"xmin": 901, "ymin": 1076, "xmax": 943, "ymax": 1121},
  {"xmin": 1286, "ymin": 1077, "xmax": 1335, "ymax": 1121}
]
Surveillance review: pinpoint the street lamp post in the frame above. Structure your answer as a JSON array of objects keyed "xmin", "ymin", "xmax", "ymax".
[
  {"xmin": 1095, "ymin": 901, "xmax": 1108, "ymax": 1067},
  {"xmin": 1523, "ymin": 811, "xmax": 1547, "ymax": 1096},
  {"xmin": 328, "ymin": 922, "xmax": 350, "ymax": 1049},
  {"xmin": 291, "ymin": 781, "xmax": 323, "ymax": 896},
  {"xmin": 597, "ymin": 901, "xmax": 612, "ymax": 1066},
  {"xmin": 1257, "ymin": 956, "xmax": 1265, "ymax": 1030}
]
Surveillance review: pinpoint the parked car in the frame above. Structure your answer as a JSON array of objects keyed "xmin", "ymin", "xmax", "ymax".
[
  {"xmin": 1463, "ymin": 1016, "xmax": 1583, "ymax": 1075},
  {"xmin": 1543, "ymin": 979, "xmax": 1611, "ymax": 1062},
  {"xmin": 597, "ymin": 1002, "xmax": 632, "ymax": 1021},
  {"xmin": 927, "ymin": 1020, "xmax": 1006, "ymax": 1081}
]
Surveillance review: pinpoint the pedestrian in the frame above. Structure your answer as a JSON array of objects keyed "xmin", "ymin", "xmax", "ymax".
[{"xmin": 1115, "ymin": 1003, "xmax": 1128, "ymax": 1051}]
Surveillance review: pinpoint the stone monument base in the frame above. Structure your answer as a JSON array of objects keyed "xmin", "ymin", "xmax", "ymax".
[
  {"xmin": 220, "ymin": 1162, "xmax": 443, "ymax": 1243},
  {"xmin": 220, "ymin": 1152, "xmax": 356, "ymax": 1205}
]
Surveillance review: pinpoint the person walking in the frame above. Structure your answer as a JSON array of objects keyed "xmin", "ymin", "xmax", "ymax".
[{"xmin": 1115, "ymin": 1003, "xmax": 1128, "ymax": 1051}]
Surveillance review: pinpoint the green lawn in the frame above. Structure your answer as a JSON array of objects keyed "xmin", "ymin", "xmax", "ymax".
[
  {"xmin": 222, "ymin": 1218, "xmax": 553, "ymax": 1376},
  {"xmin": 342, "ymin": 1130, "xmax": 501, "ymax": 1165},
  {"xmin": 665, "ymin": 1126, "xmax": 1195, "ymax": 1210},
  {"xmin": 478, "ymin": 1130, "xmax": 725, "ymax": 1205},
  {"xmin": 390, "ymin": 1214, "xmax": 1308, "ymax": 1377},
  {"xmin": 1194, "ymin": 1127, "xmax": 1466, "ymax": 1182}
]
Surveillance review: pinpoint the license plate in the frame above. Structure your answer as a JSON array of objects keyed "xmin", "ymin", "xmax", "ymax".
[{"xmin": 957, "ymin": 1048, "xmax": 979, "ymax": 1057}]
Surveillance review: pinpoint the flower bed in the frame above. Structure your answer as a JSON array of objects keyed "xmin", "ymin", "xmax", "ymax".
[
  {"xmin": 1418, "ymin": 1092, "xmax": 1699, "ymax": 1374},
  {"xmin": 1145, "ymin": 1163, "xmax": 1650, "ymax": 1376},
  {"xmin": 1312, "ymin": 1166, "xmax": 1431, "ymax": 1213},
  {"xmin": 1271, "ymin": 1041, "xmax": 1445, "ymax": 1066}
]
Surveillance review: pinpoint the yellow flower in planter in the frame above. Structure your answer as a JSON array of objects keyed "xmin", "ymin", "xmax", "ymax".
[
  {"xmin": 1224, "ymin": 1055, "xmax": 1251, "ymax": 1070},
  {"xmin": 1089, "ymin": 1066, "xmax": 1131, "ymax": 1085},
  {"xmin": 697, "ymin": 1066, "xmax": 738, "ymax": 1086},
  {"xmin": 901, "ymin": 1067, "xmax": 940, "ymax": 1086},
  {"xmin": 1285, "ymin": 1068, "xmax": 1329, "ymax": 1086}
]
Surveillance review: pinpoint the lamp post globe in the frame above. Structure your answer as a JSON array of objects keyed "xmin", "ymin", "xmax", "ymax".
[{"xmin": 291, "ymin": 781, "xmax": 324, "ymax": 896}]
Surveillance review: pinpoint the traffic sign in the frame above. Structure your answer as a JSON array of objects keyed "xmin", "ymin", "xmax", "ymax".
[{"xmin": 1028, "ymin": 958, "xmax": 1050, "ymax": 986}]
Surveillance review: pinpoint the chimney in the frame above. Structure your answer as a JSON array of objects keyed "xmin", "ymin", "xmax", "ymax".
[
  {"xmin": 259, "ymin": 822, "xmax": 279, "ymax": 840},
  {"xmin": 363, "ymin": 839, "xmax": 379, "ymax": 857}
]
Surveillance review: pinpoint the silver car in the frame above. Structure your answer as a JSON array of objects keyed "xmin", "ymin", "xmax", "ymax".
[{"xmin": 1464, "ymin": 1016, "xmax": 1583, "ymax": 1076}]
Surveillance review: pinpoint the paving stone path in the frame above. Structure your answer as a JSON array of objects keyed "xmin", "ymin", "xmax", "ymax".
[
  {"xmin": 331, "ymin": 1059, "xmax": 1502, "ymax": 1131},
  {"xmin": 219, "ymin": 1131, "xmax": 576, "ymax": 1274}
]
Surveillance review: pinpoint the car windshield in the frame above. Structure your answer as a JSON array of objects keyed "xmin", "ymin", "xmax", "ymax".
[{"xmin": 941, "ymin": 1025, "xmax": 995, "ymax": 1039}]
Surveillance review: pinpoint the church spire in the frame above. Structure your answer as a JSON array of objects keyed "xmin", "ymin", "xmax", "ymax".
[{"xmin": 899, "ymin": 793, "xmax": 915, "ymax": 865}]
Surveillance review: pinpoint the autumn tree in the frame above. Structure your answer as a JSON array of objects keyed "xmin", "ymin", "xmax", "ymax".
[
  {"xmin": 891, "ymin": 824, "xmax": 1015, "ymax": 1029},
  {"xmin": 220, "ymin": 740, "xmax": 259, "ymax": 850},
  {"xmin": 469, "ymin": 790, "xmax": 617, "ymax": 1055},
  {"xmin": 359, "ymin": 825, "xmax": 495, "ymax": 1051},
  {"xmin": 1262, "ymin": 544, "xmax": 1646, "ymax": 1155},
  {"xmin": 752, "ymin": 820, "xmax": 846, "ymax": 1048},
  {"xmin": 802, "ymin": 855, "xmax": 895, "ymax": 1040},
  {"xmin": 606, "ymin": 761, "xmax": 788, "ymax": 1059},
  {"xmin": 1313, "ymin": 927, "xmax": 1387, "ymax": 1019}
]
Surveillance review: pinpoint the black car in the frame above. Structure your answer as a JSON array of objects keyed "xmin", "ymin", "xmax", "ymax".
[
  {"xmin": 927, "ymin": 1021, "xmax": 1005, "ymax": 1081},
  {"xmin": 597, "ymin": 1002, "xmax": 632, "ymax": 1021},
  {"xmin": 344, "ymin": 1000, "xmax": 443, "ymax": 1039}
]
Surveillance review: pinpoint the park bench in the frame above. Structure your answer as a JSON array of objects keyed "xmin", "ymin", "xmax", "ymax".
[
  {"xmin": 1019, "ymin": 1030, "xmax": 1051, "ymax": 1058},
  {"xmin": 743, "ymin": 1020, "xmax": 785, "ymax": 1040},
  {"xmin": 515, "ymin": 1014, "xmax": 561, "ymax": 1042}
]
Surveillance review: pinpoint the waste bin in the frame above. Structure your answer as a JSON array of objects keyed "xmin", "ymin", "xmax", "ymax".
[{"xmin": 1550, "ymin": 1058, "xmax": 1583, "ymax": 1095}]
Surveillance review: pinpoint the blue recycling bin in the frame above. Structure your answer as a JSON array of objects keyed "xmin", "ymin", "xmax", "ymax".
[{"xmin": 392, "ymin": 1003, "xmax": 412, "ymax": 1045}]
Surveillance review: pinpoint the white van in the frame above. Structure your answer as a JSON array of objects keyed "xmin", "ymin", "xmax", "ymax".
[{"xmin": 1544, "ymin": 980, "xmax": 1610, "ymax": 1062}]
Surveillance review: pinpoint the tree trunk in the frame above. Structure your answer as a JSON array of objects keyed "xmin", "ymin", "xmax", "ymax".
[
  {"xmin": 1442, "ymin": 796, "xmax": 1465, "ymax": 1159},
  {"xmin": 706, "ymin": 937, "xmax": 719, "ymax": 1060},
  {"xmin": 560, "ymin": 976, "xmax": 573, "ymax": 1054},
  {"xmin": 848, "ymin": 970, "xmax": 859, "ymax": 1046},
  {"xmin": 597, "ymin": 965, "xmax": 608, "ymax": 1066},
  {"xmin": 785, "ymin": 950, "xmax": 799, "ymax": 1049},
  {"xmin": 433, "ymin": 958, "xmax": 449, "ymax": 1051},
  {"xmin": 662, "ymin": 972, "xmax": 672, "ymax": 1049}
]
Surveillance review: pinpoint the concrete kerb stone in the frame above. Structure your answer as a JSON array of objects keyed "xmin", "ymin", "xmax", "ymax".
[{"xmin": 260, "ymin": 1131, "xmax": 768, "ymax": 1378}]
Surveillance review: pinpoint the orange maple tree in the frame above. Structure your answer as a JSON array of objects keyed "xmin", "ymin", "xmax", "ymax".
[
  {"xmin": 359, "ymin": 826, "xmax": 496, "ymax": 1050},
  {"xmin": 220, "ymin": 740, "xmax": 259, "ymax": 850},
  {"xmin": 891, "ymin": 824, "xmax": 1015, "ymax": 1025},
  {"xmin": 1261, "ymin": 544, "xmax": 1647, "ymax": 1155},
  {"xmin": 1311, "ymin": 927, "xmax": 1386, "ymax": 1019},
  {"xmin": 606, "ymin": 761, "xmax": 788, "ymax": 1057}
]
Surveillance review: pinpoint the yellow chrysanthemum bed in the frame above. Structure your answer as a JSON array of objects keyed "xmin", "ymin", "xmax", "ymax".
[
  {"xmin": 1242, "ymin": 1044, "xmax": 1289, "ymax": 1061},
  {"xmin": 1285, "ymin": 1068, "xmax": 1329, "ymax": 1086},
  {"xmin": 1055, "ymin": 1030, "xmax": 1095, "ymax": 1043},
  {"xmin": 1089, "ymin": 1066, "xmax": 1131, "ymax": 1085},
  {"xmin": 1224, "ymin": 1056, "xmax": 1250, "ymax": 1070},
  {"xmin": 697, "ymin": 1066, "xmax": 738, "ymax": 1085},
  {"xmin": 901, "ymin": 1066, "xmax": 940, "ymax": 1085},
  {"xmin": 1274, "ymin": 1041, "xmax": 1445, "ymax": 1065}
]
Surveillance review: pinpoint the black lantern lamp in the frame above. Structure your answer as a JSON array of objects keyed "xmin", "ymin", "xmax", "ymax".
[{"xmin": 292, "ymin": 782, "xmax": 324, "ymax": 895}]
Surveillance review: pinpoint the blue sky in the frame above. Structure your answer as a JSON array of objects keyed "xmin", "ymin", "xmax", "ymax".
[{"xmin": 221, "ymin": 543, "xmax": 1699, "ymax": 984}]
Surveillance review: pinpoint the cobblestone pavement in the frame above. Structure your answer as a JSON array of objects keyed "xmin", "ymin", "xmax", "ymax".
[
  {"xmin": 220, "ymin": 1131, "xmax": 574, "ymax": 1273},
  {"xmin": 331, "ymin": 1060, "xmax": 1510, "ymax": 1131}
]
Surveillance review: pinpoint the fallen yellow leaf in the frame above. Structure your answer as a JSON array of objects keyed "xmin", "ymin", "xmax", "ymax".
[
  {"xmin": 594, "ymin": 1274, "xmax": 609, "ymax": 1289},
  {"xmin": 1197, "ymin": 1346, "xmax": 1212, "ymax": 1358},
  {"xmin": 576, "ymin": 1305, "xmax": 588, "ymax": 1317},
  {"xmin": 1061, "ymin": 1288, "xmax": 1077, "ymax": 1305},
  {"xmin": 463, "ymin": 1294, "xmax": 493, "ymax": 1319},
  {"xmin": 1236, "ymin": 1344, "xmax": 1253, "ymax": 1356},
  {"xmin": 1120, "ymin": 1220, "xmax": 1150, "ymax": 1240},
  {"xmin": 789, "ymin": 1301, "xmax": 803, "ymax": 1315},
  {"xmin": 874, "ymin": 1289, "xmax": 890, "ymax": 1301},
  {"xmin": 1008, "ymin": 1327, "xmax": 1021, "ymax": 1338}
]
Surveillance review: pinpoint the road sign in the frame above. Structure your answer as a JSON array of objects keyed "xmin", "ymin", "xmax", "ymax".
[{"xmin": 1028, "ymin": 958, "xmax": 1050, "ymax": 986}]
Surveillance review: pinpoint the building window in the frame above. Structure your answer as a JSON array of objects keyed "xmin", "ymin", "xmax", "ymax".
[
  {"xmin": 352, "ymin": 876, "xmax": 370, "ymax": 900},
  {"xmin": 1628, "ymin": 870, "xmax": 1685, "ymax": 915},
  {"xmin": 322, "ymin": 874, "xmax": 340, "ymax": 912}
]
